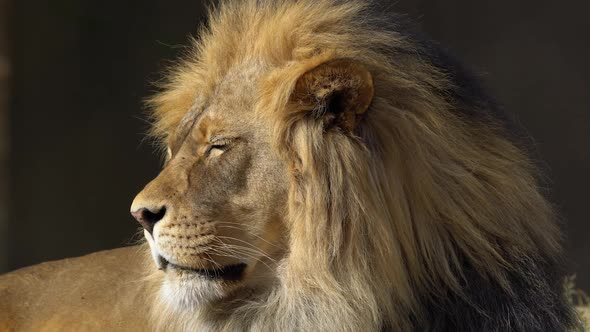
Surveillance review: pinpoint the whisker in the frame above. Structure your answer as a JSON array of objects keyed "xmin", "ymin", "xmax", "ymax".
[
  {"xmin": 207, "ymin": 246, "xmax": 277, "ymax": 272},
  {"xmin": 208, "ymin": 239, "xmax": 278, "ymax": 270},
  {"xmin": 203, "ymin": 251, "xmax": 223, "ymax": 272},
  {"xmin": 214, "ymin": 236, "xmax": 278, "ymax": 263},
  {"xmin": 214, "ymin": 224, "xmax": 284, "ymax": 250}
]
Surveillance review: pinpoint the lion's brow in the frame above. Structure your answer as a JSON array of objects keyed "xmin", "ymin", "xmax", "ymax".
[{"xmin": 171, "ymin": 97, "xmax": 207, "ymax": 152}]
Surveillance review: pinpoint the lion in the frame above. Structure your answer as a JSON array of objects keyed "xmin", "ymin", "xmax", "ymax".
[{"xmin": 0, "ymin": 0, "xmax": 585, "ymax": 331}]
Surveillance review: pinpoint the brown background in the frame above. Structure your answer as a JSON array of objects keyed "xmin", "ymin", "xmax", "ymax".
[{"xmin": 1, "ymin": 0, "xmax": 588, "ymax": 291}]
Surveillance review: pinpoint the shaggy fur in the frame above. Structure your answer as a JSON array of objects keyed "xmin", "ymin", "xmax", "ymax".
[{"xmin": 145, "ymin": 0, "xmax": 582, "ymax": 331}]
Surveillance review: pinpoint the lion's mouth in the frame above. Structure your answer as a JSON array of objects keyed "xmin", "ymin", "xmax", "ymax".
[{"xmin": 159, "ymin": 256, "xmax": 247, "ymax": 281}]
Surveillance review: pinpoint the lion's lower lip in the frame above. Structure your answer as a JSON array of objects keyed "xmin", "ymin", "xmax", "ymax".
[{"xmin": 162, "ymin": 257, "xmax": 247, "ymax": 280}]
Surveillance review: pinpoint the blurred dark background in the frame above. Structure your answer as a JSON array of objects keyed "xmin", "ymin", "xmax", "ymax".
[{"xmin": 0, "ymin": 0, "xmax": 588, "ymax": 291}]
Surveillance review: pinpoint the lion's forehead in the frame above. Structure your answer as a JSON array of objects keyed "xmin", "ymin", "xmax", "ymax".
[{"xmin": 207, "ymin": 63, "xmax": 265, "ymax": 114}]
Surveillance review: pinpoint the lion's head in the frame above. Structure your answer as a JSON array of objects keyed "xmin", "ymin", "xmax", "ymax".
[
  {"xmin": 131, "ymin": 62, "xmax": 293, "ymax": 307},
  {"xmin": 130, "ymin": 1, "xmax": 574, "ymax": 331}
]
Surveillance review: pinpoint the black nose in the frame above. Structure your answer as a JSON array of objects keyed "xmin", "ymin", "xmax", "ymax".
[{"xmin": 131, "ymin": 207, "xmax": 166, "ymax": 234}]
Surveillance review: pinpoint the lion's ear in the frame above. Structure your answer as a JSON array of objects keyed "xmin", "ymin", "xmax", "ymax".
[{"xmin": 291, "ymin": 59, "xmax": 374, "ymax": 132}]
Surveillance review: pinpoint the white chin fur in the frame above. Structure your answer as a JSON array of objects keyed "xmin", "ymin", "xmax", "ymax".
[{"xmin": 161, "ymin": 274, "xmax": 226, "ymax": 309}]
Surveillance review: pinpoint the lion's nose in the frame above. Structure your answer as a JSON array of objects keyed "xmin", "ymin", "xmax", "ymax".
[{"xmin": 131, "ymin": 206, "xmax": 166, "ymax": 234}]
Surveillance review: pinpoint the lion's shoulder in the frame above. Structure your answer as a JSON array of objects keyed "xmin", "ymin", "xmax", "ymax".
[{"xmin": 0, "ymin": 246, "xmax": 150, "ymax": 331}]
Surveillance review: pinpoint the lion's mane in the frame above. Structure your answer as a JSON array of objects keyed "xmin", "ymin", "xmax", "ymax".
[{"xmin": 147, "ymin": 0, "xmax": 581, "ymax": 331}]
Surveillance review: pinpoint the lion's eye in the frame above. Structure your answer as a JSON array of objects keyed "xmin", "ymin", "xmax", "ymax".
[{"xmin": 206, "ymin": 141, "xmax": 229, "ymax": 157}]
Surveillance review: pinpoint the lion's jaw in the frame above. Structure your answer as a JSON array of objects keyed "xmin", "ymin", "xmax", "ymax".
[
  {"xmin": 143, "ymin": 229, "xmax": 254, "ymax": 309},
  {"xmin": 131, "ymin": 66, "xmax": 289, "ymax": 308}
]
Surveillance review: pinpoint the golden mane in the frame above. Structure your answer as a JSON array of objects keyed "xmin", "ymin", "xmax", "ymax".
[{"xmin": 146, "ymin": 0, "xmax": 579, "ymax": 331}]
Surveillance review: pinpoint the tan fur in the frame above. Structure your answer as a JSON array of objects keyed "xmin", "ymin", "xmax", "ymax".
[
  {"xmin": 0, "ymin": 0, "xmax": 574, "ymax": 331},
  {"xmin": 0, "ymin": 247, "xmax": 150, "ymax": 331}
]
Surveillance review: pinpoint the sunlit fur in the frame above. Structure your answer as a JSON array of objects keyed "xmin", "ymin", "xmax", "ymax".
[{"xmin": 146, "ymin": 0, "xmax": 579, "ymax": 331}]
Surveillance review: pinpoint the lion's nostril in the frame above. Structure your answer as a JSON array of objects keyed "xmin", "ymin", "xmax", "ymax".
[{"xmin": 131, "ymin": 206, "xmax": 166, "ymax": 234}]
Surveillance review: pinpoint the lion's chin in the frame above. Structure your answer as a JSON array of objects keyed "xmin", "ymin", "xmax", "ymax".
[
  {"xmin": 161, "ymin": 268, "xmax": 240, "ymax": 308},
  {"xmin": 159, "ymin": 260, "xmax": 248, "ymax": 309}
]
